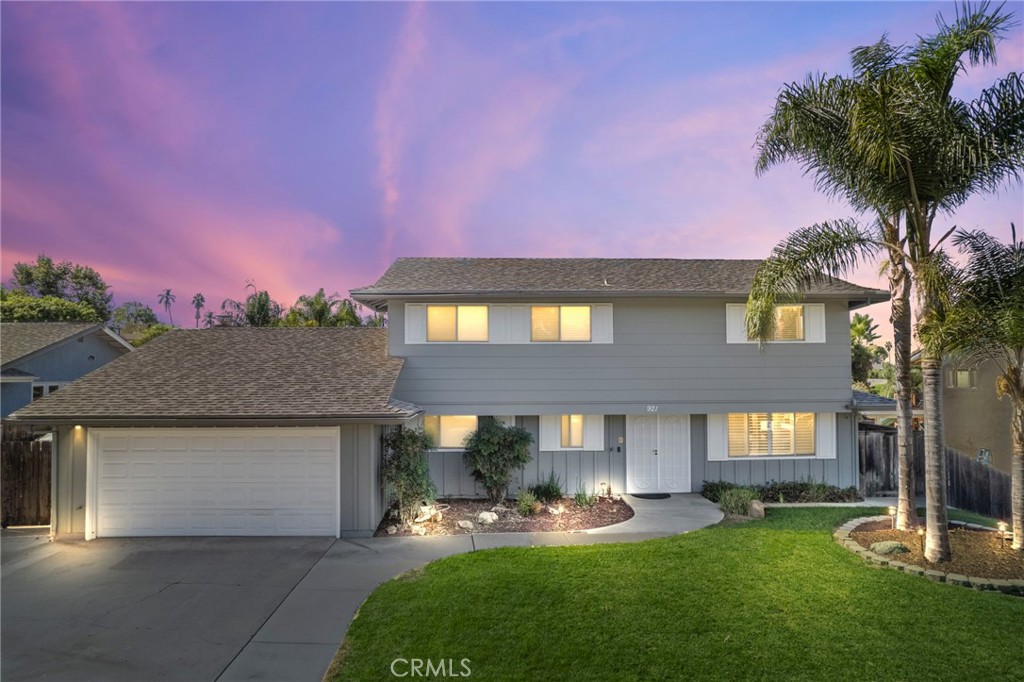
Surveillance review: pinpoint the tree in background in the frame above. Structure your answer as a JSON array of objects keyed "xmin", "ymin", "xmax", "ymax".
[
  {"xmin": 157, "ymin": 289, "xmax": 176, "ymax": 325},
  {"xmin": 131, "ymin": 324, "xmax": 175, "ymax": 348},
  {"xmin": 110, "ymin": 301, "xmax": 159, "ymax": 337},
  {"xmin": 0, "ymin": 287, "xmax": 100, "ymax": 322},
  {"xmin": 221, "ymin": 282, "xmax": 282, "ymax": 327},
  {"xmin": 9, "ymin": 254, "xmax": 112, "ymax": 320},
  {"xmin": 748, "ymin": 4, "xmax": 1023, "ymax": 558},
  {"xmin": 851, "ymin": 313, "xmax": 885, "ymax": 384},
  {"xmin": 203, "ymin": 311, "xmax": 216, "ymax": 328},
  {"xmin": 192, "ymin": 293, "xmax": 206, "ymax": 328},
  {"xmin": 919, "ymin": 228, "xmax": 1024, "ymax": 549}
]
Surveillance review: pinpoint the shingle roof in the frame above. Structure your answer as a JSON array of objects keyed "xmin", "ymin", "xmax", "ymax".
[
  {"xmin": 9, "ymin": 327, "xmax": 417, "ymax": 423},
  {"xmin": 1, "ymin": 322, "xmax": 102, "ymax": 367},
  {"xmin": 350, "ymin": 258, "xmax": 888, "ymax": 307},
  {"xmin": 852, "ymin": 390, "xmax": 898, "ymax": 410}
]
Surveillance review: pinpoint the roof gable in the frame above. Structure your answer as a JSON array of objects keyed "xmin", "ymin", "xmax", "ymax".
[{"xmin": 0, "ymin": 322, "xmax": 130, "ymax": 367}]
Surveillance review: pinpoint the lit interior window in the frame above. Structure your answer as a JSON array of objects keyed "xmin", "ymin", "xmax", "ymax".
[
  {"xmin": 424, "ymin": 415, "xmax": 478, "ymax": 449},
  {"xmin": 531, "ymin": 306, "xmax": 559, "ymax": 341},
  {"xmin": 531, "ymin": 305, "xmax": 591, "ymax": 342},
  {"xmin": 728, "ymin": 412, "xmax": 814, "ymax": 456},
  {"xmin": 560, "ymin": 414, "xmax": 584, "ymax": 448},
  {"xmin": 560, "ymin": 306, "xmax": 591, "ymax": 342},
  {"xmin": 457, "ymin": 306, "xmax": 489, "ymax": 342},
  {"xmin": 427, "ymin": 306, "xmax": 457, "ymax": 342},
  {"xmin": 774, "ymin": 306, "xmax": 805, "ymax": 341},
  {"xmin": 427, "ymin": 305, "xmax": 488, "ymax": 342}
]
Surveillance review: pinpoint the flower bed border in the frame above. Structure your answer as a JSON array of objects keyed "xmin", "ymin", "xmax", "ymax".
[{"xmin": 833, "ymin": 515, "xmax": 1024, "ymax": 596}]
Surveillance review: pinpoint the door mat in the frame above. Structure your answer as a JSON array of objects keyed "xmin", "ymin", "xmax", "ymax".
[{"xmin": 631, "ymin": 493, "xmax": 671, "ymax": 500}]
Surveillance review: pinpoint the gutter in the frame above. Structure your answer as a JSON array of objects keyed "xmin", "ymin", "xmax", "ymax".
[{"xmin": 5, "ymin": 413, "xmax": 423, "ymax": 429}]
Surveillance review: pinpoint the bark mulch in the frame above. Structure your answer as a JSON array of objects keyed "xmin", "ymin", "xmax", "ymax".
[
  {"xmin": 375, "ymin": 496, "xmax": 633, "ymax": 537},
  {"xmin": 851, "ymin": 520, "xmax": 1024, "ymax": 580}
]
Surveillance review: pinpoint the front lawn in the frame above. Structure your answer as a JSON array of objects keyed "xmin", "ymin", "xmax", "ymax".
[{"xmin": 329, "ymin": 508, "xmax": 1024, "ymax": 681}]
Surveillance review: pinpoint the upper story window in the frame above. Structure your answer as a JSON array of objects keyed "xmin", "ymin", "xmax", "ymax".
[
  {"xmin": 727, "ymin": 412, "xmax": 815, "ymax": 457},
  {"xmin": 423, "ymin": 415, "xmax": 479, "ymax": 449},
  {"xmin": 531, "ymin": 305, "xmax": 591, "ymax": 342},
  {"xmin": 32, "ymin": 383, "xmax": 66, "ymax": 401},
  {"xmin": 427, "ymin": 305, "xmax": 488, "ymax": 342},
  {"xmin": 726, "ymin": 303, "xmax": 824, "ymax": 344},
  {"xmin": 946, "ymin": 368, "xmax": 977, "ymax": 389}
]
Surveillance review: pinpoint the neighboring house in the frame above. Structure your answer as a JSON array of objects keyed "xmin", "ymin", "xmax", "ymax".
[
  {"xmin": 351, "ymin": 258, "xmax": 887, "ymax": 499},
  {"xmin": 1, "ymin": 322, "xmax": 133, "ymax": 418},
  {"xmin": 9, "ymin": 258, "xmax": 888, "ymax": 540},
  {"xmin": 940, "ymin": 357, "xmax": 1013, "ymax": 474}
]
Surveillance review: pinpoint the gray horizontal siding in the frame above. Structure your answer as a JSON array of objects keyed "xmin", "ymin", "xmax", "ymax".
[
  {"xmin": 428, "ymin": 416, "xmax": 627, "ymax": 499},
  {"xmin": 694, "ymin": 413, "xmax": 857, "ymax": 489},
  {"xmin": 389, "ymin": 297, "xmax": 854, "ymax": 414}
]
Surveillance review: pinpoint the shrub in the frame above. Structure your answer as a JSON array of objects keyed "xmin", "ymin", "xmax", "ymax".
[
  {"xmin": 381, "ymin": 427, "xmax": 437, "ymax": 524},
  {"xmin": 719, "ymin": 487, "xmax": 759, "ymax": 516},
  {"xmin": 701, "ymin": 480, "xmax": 737, "ymax": 503},
  {"xmin": 517, "ymin": 490, "xmax": 538, "ymax": 516},
  {"xmin": 530, "ymin": 470, "xmax": 564, "ymax": 504},
  {"xmin": 574, "ymin": 482, "xmax": 597, "ymax": 509},
  {"xmin": 463, "ymin": 417, "xmax": 534, "ymax": 503}
]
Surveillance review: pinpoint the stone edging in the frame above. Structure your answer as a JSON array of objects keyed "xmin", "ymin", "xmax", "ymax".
[{"xmin": 833, "ymin": 515, "xmax": 1024, "ymax": 596}]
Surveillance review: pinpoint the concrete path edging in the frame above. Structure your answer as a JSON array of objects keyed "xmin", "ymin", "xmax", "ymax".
[{"xmin": 217, "ymin": 493, "xmax": 723, "ymax": 682}]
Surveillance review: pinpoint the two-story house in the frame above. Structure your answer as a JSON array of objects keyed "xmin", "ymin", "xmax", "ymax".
[{"xmin": 9, "ymin": 258, "xmax": 886, "ymax": 540}]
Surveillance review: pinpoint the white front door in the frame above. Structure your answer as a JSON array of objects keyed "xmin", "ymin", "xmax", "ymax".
[
  {"xmin": 626, "ymin": 415, "xmax": 691, "ymax": 493},
  {"xmin": 88, "ymin": 427, "xmax": 340, "ymax": 538}
]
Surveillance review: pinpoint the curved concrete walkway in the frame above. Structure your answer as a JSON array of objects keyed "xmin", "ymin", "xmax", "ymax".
[{"xmin": 217, "ymin": 494, "xmax": 722, "ymax": 682}]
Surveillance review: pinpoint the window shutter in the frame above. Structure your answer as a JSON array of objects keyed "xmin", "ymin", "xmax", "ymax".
[
  {"xmin": 725, "ymin": 304, "xmax": 749, "ymax": 344},
  {"xmin": 496, "ymin": 415, "xmax": 516, "ymax": 428},
  {"xmin": 490, "ymin": 305, "xmax": 510, "ymax": 343},
  {"xmin": 707, "ymin": 415, "xmax": 728, "ymax": 460},
  {"xmin": 405, "ymin": 304, "xmax": 426, "ymax": 344},
  {"xmin": 509, "ymin": 305, "xmax": 531, "ymax": 343},
  {"xmin": 592, "ymin": 304, "xmax": 614, "ymax": 343},
  {"xmin": 815, "ymin": 413, "xmax": 836, "ymax": 459},
  {"xmin": 539, "ymin": 416, "xmax": 560, "ymax": 451},
  {"xmin": 804, "ymin": 304, "xmax": 826, "ymax": 343},
  {"xmin": 582, "ymin": 415, "xmax": 604, "ymax": 451}
]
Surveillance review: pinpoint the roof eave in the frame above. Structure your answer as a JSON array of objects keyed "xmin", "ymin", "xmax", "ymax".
[
  {"xmin": 5, "ymin": 412, "xmax": 423, "ymax": 428},
  {"xmin": 352, "ymin": 290, "xmax": 890, "ymax": 306}
]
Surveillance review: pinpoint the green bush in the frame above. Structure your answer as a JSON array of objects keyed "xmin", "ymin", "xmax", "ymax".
[
  {"xmin": 530, "ymin": 470, "xmax": 564, "ymax": 504},
  {"xmin": 574, "ymin": 482, "xmax": 597, "ymax": 509},
  {"xmin": 701, "ymin": 480, "xmax": 737, "ymax": 503},
  {"xmin": 463, "ymin": 417, "xmax": 534, "ymax": 503},
  {"xmin": 381, "ymin": 427, "xmax": 437, "ymax": 524},
  {"xmin": 719, "ymin": 487, "xmax": 759, "ymax": 516},
  {"xmin": 517, "ymin": 490, "xmax": 538, "ymax": 516}
]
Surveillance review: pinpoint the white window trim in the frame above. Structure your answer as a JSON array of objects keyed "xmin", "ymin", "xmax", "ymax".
[
  {"xmin": 422, "ymin": 415, "xmax": 514, "ymax": 451},
  {"xmin": 725, "ymin": 303, "xmax": 826, "ymax": 344},
  {"xmin": 32, "ymin": 382, "xmax": 68, "ymax": 399},
  {"xmin": 405, "ymin": 303, "xmax": 613, "ymax": 345},
  {"xmin": 530, "ymin": 305, "xmax": 593, "ymax": 343},
  {"xmin": 946, "ymin": 368, "xmax": 978, "ymax": 390},
  {"xmin": 707, "ymin": 413, "xmax": 836, "ymax": 461},
  {"xmin": 539, "ymin": 415, "xmax": 604, "ymax": 451},
  {"xmin": 425, "ymin": 304, "xmax": 491, "ymax": 344}
]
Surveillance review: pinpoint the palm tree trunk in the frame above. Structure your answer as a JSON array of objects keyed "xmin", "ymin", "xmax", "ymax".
[
  {"xmin": 889, "ymin": 259, "xmax": 918, "ymax": 530},
  {"xmin": 921, "ymin": 348, "xmax": 951, "ymax": 562},
  {"xmin": 1011, "ymin": 397, "xmax": 1023, "ymax": 551}
]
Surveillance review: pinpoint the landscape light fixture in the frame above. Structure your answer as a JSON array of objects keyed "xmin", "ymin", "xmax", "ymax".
[
  {"xmin": 917, "ymin": 526, "xmax": 925, "ymax": 552},
  {"xmin": 887, "ymin": 506, "xmax": 896, "ymax": 529},
  {"xmin": 997, "ymin": 521, "xmax": 1009, "ymax": 547}
]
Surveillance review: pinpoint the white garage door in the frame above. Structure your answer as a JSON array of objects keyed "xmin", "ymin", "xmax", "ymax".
[{"xmin": 89, "ymin": 427, "xmax": 339, "ymax": 538}]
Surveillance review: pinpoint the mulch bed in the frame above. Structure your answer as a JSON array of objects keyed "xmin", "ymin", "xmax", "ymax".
[
  {"xmin": 375, "ymin": 496, "xmax": 633, "ymax": 537},
  {"xmin": 851, "ymin": 520, "xmax": 1024, "ymax": 580}
]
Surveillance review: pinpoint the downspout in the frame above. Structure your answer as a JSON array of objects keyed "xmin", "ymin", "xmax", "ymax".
[{"xmin": 49, "ymin": 427, "xmax": 57, "ymax": 542}]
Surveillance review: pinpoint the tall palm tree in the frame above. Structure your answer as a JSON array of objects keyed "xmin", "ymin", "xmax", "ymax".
[
  {"xmin": 192, "ymin": 293, "xmax": 205, "ymax": 328},
  {"xmin": 749, "ymin": 3, "xmax": 1023, "ymax": 559},
  {"xmin": 851, "ymin": 313, "xmax": 881, "ymax": 345},
  {"xmin": 920, "ymin": 227, "xmax": 1024, "ymax": 549},
  {"xmin": 157, "ymin": 289, "xmax": 176, "ymax": 326},
  {"xmin": 221, "ymin": 282, "xmax": 282, "ymax": 327},
  {"xmin": 292, "ymin": 288, "xmax": 343, "ymax": 326}
]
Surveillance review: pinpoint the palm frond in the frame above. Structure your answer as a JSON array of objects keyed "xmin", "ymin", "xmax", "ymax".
[{"xmin": 746, "ymin": 219, "xmax": 882, "ymax": 343}]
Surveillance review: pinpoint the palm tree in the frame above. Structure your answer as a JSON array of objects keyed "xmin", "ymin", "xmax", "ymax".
[
  {"xmin": 920, "ymin": 227, "xmax": 1024, "ymax": 549},
  {"xmin": 749, "ymin": 3, "xmax": 1023, "ymax": 559},
  {"xmin": 157, "ymin": 289, "xmax": 176, "ymax": 326},
  {"xmin": 291, "ymin": 288, "xmax": 343, "ymax": 326},
  {"xmin": 192, "ymin": 293, "xmax": 205, "ymax": 328},
  {"xmin": 202, "ymin": 311, "xmax": 215, "ymax": 328},
  {"xmin": 851, "ymin": 313, "xmax": 881, "ymax": 345},
  {"xmin": 222, "ymin": 282, "xmax": 282, "ymax": 327}
]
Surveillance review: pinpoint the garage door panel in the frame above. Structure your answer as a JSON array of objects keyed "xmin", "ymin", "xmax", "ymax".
[{"xmin": 94, "ymin": 428, "xmax": 340, "ymax": 537}]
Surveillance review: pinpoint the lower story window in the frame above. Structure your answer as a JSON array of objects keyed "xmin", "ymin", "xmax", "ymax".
[
  {"xmin": 423, "ymin": 415, "xmax": 478, "ymax": 449},
  {"xmin": 560, "ymin": 414, "xmax": 584, "ymax": 448},
  {"xmin": 727, "ymin": 412, "xmax": 814, "ymax": 457}
]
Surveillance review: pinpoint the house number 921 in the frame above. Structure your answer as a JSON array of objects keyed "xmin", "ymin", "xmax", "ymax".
[{"xmin": 646, "ymin": 405, "xmax": 659, "ymax": 413}]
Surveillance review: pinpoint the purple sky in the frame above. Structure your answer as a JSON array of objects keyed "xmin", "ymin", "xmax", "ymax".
[{"xmin": 2, "ymin": 2, "xmax": 1022, "ymax": 337}]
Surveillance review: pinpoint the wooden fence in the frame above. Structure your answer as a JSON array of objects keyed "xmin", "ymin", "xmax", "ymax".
[
  {"xmin": 1, "ymin": 439, "xmax": 52, "ymax": 527},
  {"xmin": 858, "ymin": 427, "xmax": 1012, "ymax": 520}
]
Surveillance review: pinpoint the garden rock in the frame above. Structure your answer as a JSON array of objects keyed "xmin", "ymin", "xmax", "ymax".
[
  {"xmin": 414, "ymin": 505, "xmax": 437, "ymax": 524},
  {"xmin": 869, "ymin": 541, "xmax": 909, "ymax": 555},
  {"xmin": 385, "ymin": 525, "xmax": 398, "ymax": 535},
  {"xmin": 477, "ymin": 511, "xmax": 499, "ymax": 525},
  {"xmin": 748, "ymin": 500, "xmax": 765, "ymax": 519},
  {"xmin": 410, "ymin": 525, "xmax": 427, "ymax": 536},
  {"xmin": 491, "ymin": 505, "xmax": 510, "ymax": 515},
  {"xmin": 457, "ymin": 520, "xmax": 474, "ymax": 530},
  {"xmin": 548, "ymin": 506, "xmax": 564, "ymax": 515}
]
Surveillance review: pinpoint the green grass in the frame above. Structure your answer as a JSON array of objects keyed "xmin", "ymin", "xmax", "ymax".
[
  {"xmin": 942, "ymin": 507, "xmax": 1001, "ymax": 528},
  {"xmin": 329, "ymin": 508, "xmax": 1024, "ymax": 682}
]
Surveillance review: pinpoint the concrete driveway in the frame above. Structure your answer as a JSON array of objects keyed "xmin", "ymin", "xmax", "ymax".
[{"xmin": 1, "ymin": 533, "xmax": 333, "ymax": 682}]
